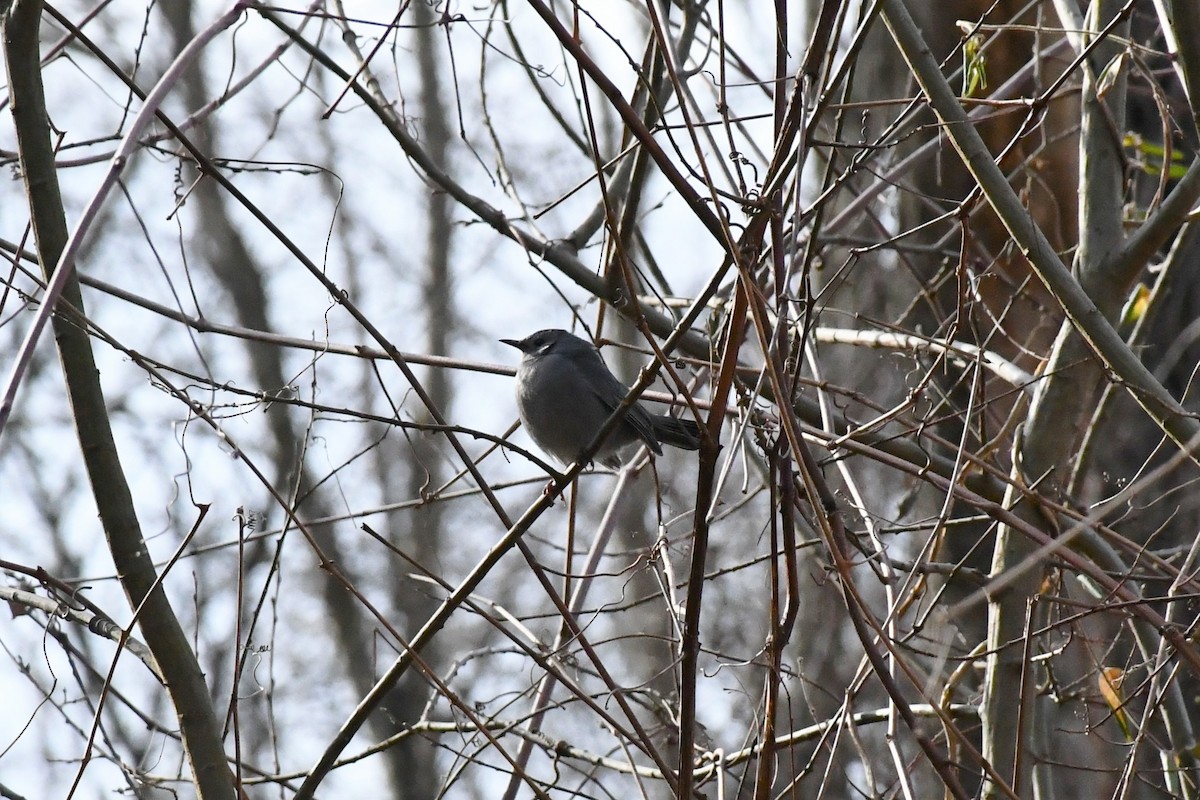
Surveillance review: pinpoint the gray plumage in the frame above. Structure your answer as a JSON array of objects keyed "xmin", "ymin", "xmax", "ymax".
[{"xmin": 502, "ymin": 329, "xmax": 702, "ymax": 469}]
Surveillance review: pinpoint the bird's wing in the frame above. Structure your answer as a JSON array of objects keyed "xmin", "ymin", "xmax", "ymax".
[{"xmin": 581, "ymin": 353, "xmax": 662, "ymax": 452}]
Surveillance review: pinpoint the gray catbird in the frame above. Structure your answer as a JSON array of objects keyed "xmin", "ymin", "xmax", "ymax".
[{"xmin": 501, "ymin": 329, "xmax": 702, "ymax": 469}]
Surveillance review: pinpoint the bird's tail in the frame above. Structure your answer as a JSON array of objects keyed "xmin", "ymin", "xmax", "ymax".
[{"xmin": 652, "ymin": 416, "xmax": 703, "ymax": 451}]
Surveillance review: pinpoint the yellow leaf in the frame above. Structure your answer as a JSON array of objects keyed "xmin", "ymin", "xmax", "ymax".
[
  {"xmin": 1120, "ymin": 283, "xmax": 1151, "ymax": 327},
  {"xmin": 962, "ymin": 33, "xmax": 987, "ymax": 98},
  {"xmin": 1099, "ymin": 666, "xmax": 1133, "ymax": 740}
]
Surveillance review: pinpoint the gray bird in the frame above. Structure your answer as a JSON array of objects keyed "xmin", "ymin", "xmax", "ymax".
[{"xmin": 501, "ymin": 329, "xmax": 702, "ymax": 469}]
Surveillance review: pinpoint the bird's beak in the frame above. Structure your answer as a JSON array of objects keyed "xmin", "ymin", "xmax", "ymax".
[{"xmin": 500, "ymin": 338, "xmax": 523, "ymax": 351}]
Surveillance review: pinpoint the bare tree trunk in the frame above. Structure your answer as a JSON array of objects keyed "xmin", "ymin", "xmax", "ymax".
[
  {"xmin": 4, "ymin": 2, "xmax": 231, "ymax": 796},
  {"xmin": 371, "ymin": 2, "xmax": 457, "ymax": 797},
  {"xmin": 160, "ymin": 3, "xmax": 417, "ymax": 794},
  {"xmin": 982, "ymin": 3, "xmax": 1129, "ymax": 796}
]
